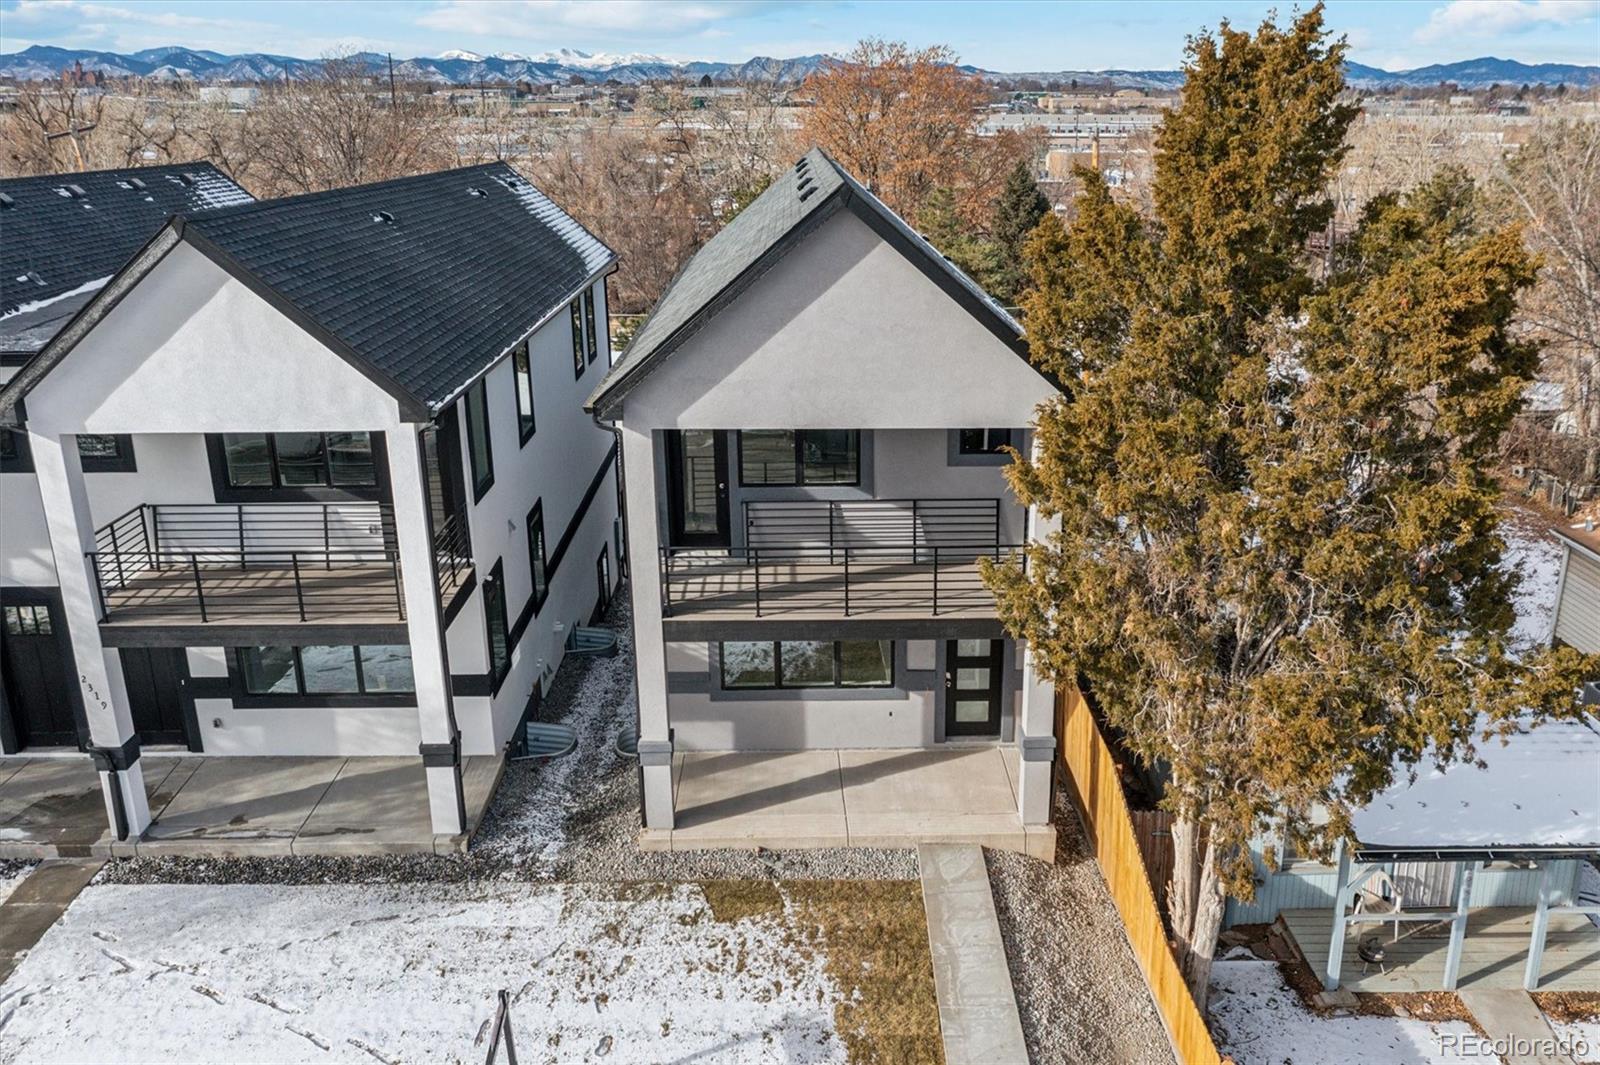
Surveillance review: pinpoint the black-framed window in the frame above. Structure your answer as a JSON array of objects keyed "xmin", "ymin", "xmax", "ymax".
[
  {"xmin": 958, "ymin": 429, "xmax": 1013, "ymax": 456},
  {"xmin": 231, "ymin": 644, "xmax": 414, "ymax": 705},
  {"xmin": 738, "ymin": 430, "xmax": 859, "ymax": 487},
  {"xmin": 526, "ymin": 501, "xmax": 549, "ymax": 613},
  {"xmin": 484, "ymin": 559, "xmax": 511, "ymax": 686},
  {"xmin": 0, "ymin": 427, "xmax": 32, "ymax": 473},
  {"xmin": 720, "ymin": 640, "xmax": 893, "ymax": 690},
  {"xmin": 570, "ymin": 299, "xmax": 586, "ymax": 378},
  {"xmin": 512, "ymin": 341, "xmax": 536, "ymax": 445},
  {"xmin": 216, "ymin": 432, "xmax": 378, "ymax": 490},
  {"xmin": 77, "ymin": 434, "xmax": 136, "ymax": 472},
  {"xmin": 464, "ymin": 378, "xmax": 494, "ymax": 501},
  {"xmin": 582, "ymin": 289, "xmax": 599, "ymax": 364}
]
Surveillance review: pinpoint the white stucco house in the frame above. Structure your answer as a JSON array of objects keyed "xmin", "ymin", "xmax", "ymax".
[
  {"xmin": 587, "ymin": 149, "xmax": 1060, "ymax": 856},
  {"xmin": 0, "ymin": 163, "xmax": 623, "ymax": 844}
]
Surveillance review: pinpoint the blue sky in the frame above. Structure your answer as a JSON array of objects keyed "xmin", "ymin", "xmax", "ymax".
[{"xmin": 2, "ymin": 0, "xmax": 1597, "ymax": 71}]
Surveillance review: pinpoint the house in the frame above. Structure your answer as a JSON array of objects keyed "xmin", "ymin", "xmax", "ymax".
[
  {"xmin": 587, "ymin": 149, "xmax": 1059, "ymax": 856},
  {"xmin": 0, "ymin": 163, "xmax": 622, "ymax": 848},
  {"xmin": 1552, "ymin": 522, "xmax": 1600, "ymax": 657}
]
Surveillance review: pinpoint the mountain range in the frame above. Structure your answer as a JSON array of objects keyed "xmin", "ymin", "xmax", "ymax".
[{"xmin": 3, "ymin": 44, "xmax": 1596, "ymax": 90}]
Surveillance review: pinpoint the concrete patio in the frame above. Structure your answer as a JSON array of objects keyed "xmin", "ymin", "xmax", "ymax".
[
  {"xmin": 640, "ymin": 746, "xmax": 1055, "ymax": 859},
  {"xmin": 0, "ymin": 753, "xmax": 504, "ymax": 859}
]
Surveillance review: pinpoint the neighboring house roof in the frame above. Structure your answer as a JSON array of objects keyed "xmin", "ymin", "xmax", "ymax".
[
  {"xmin": 1, "ymin": 163, "xmax": 615, "ymax": 421},
  {"xmin": 586, "ymin": 147, "xmax": 1036, "ymax": 416},
  {"xmin": 1554, "ymin": 522, "xmax": 1600, "ymax": 562},
  {"xmin": 0, "ymin": 162, "xmax": 254, "ymax": 358}
]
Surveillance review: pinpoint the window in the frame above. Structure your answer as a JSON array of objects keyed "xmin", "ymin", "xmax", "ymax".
[
  {"xmin": 484, "ymin": 559, "xmax": 511, "ymax": 686},
  {"xmin": 0, "ymin": 428, "xmax": 32, "ymax": 473},
  {"xmin": 958, "ymin": 429, "xmax": 1013, "ymax": 456},
  {"xmin": 526, "ymin": 501, "xmax": 549, "ymax": 613},
  {"xmin": 720, "ymin": 640, "xmax": 893, "ymax": 689},
  {"xmin": 217, "ymin": 432, "xmax": 378, "ymax": 490},
  {"xmin": 570, "ymin": 299, "xmax": 586, "ymax": 378},
  {"xmin": 513, "ymin": 341, "xmax": 536, "ymax": 444},
  {"xmin": 77, "ymin": 434, "xmax": 136, "ymax": 472},
  {"xmin": 232, "ymin": 644, "xmax": 413, "ymax": 702},
  {"xmin": 3, "ymin": 604, "xmax": 53, "ymax": 635},
  {"xmin": 582, "ymin": 289, "xmax": 599, "ymax": 364},
  {"xmin": 738, "ymin": 430, "xmax": 859, "ymax": 486},
  {"xmin": 464, "ymin": 378, "xmax": 494, "ymax": 500}
]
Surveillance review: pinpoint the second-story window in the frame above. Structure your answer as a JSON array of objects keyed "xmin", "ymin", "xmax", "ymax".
[
  {"xmin": 526, "ymin": 500, "xmax": 548, "ymax": 613},
  {"xmin": 464, "ymin": 378, "xmax": 494, "ymax": 501},
  {"xmin": 570, "ymin": 299, "xmax": 586, "ymax": 379},
  {"xmin": 582, "ymin": 289, "xmax": 599, "ymax": 364},
  {"xmin": 513, "ymin": 341, "xmax": 536, "ymax": 445},
  {"xmin": 739, "ymin": 430, "xmax": 859, "ymax": 487},
  {"xmin": 220, "ymin": 432, "xmax": 377, "ymax": 489}
]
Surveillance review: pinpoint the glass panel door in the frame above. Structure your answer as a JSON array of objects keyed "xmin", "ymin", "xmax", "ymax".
[
  {"xmin": 944, "ymin": 639, "xmax": 1004, "ymax": 737},
  {"xmin": 668, "ymin": 430, "xmax": 729, "ymax": 547}
]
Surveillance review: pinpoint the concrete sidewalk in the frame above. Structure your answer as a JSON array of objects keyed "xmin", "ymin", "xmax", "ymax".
[
  {"xmin": 919, "ymin": 843, "xmax": 1028, "ymax": 1065},
  {"xmin": 0, "ymin": 859, "xmax": 102, "ymax": 983},
  {"xmin": 1459, "ymin": 989, "xmax": 1577, "ymax": 1065}
]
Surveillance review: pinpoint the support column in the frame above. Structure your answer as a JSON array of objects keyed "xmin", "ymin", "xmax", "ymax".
[
  {"xmin": 31, "ymin": 431, "xmax": 152, "ymax": 839},
  {"xmin": 387, "ymin": 428, "xmax": 465, "ymax": 836},
  {"xmin": 620, "ymin": 425, "xmax": 673, "ymax": 829},
  {"xmin": 1323, "ymin": 837, "xmax": 1350, "ymax": 991},
  {"xmin": 1524, "ymin": 860, "xmax": 1554, "ymax": 991},
  {"xmin": 1442, "ymin": 860, "xmax": 1477, "ymax": 991},
  {"xmin": 1015, "ymin": 642, "xmax": 1055, "ymax": 825}
]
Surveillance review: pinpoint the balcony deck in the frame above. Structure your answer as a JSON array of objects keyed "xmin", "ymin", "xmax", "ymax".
[{"xmin": 97, "ymin": 561, "xmax": 407, "ymax": 630}]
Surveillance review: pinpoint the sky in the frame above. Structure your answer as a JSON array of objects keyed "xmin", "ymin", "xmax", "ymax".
[{"xmin": 1, "ymin": 0, "xmax": 1597, "ymax": 72}]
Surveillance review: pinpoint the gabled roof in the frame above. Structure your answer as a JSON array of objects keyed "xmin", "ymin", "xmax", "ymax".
[
  {"xmin": 1, "ymin": 163, "xmax": 615, "ymax": 421},
  {"xmin": 0, "ymin": 162, "xmax": 253, "ymax": 357},
  {"xmin": 586, "ymin": 147, "xmax": 1034, "ymax": 416}
]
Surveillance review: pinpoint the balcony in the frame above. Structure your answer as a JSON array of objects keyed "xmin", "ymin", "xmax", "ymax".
[
  {"xmin": 659, "ymin": 498, "xmax": 1023, "ymax": 628},
  {"xmin": 89, "ymin": 503, "xmax": 408, "ymax": 633}
]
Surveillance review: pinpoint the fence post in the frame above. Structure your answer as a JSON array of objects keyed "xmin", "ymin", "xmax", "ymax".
[
  {"xmin": 324, "ymin": 505, "xmax": 333, "ymax": 571},
  {"xmin": 291, "ymin": 553, "xmax": 307, "ymax": 622},
  {"xmin": 237, "ymin": 503, "xmax": 247, "ymax": 572},
  {"xmin": 148, "ymin": 504, "xmax": 162, "ymax": 571},
  {"xmin": 753, "ymin": 547, "xmax": 762, "ymax": 617},
  {"xmin": 660, "ymin": 548, "xmax": 672, "ymax": 618},
  {"xmin": 912, "ymin": 499, "xmax": 920, "ymax": 564},
  {"xmin": 191, "ymin": 554, "xmax": 208, "ymax": 622},
  {"xmin": 88, "ymin": 554, "xmax": 109, "ymax": 622},
  {"xmin": 484, "ymin": 988, "xmax": 518, "ymax": 1065},
  {"xmin": 842, "ymin": 547, "xmax": 850, "ymax": 617},
  {"xmin": 109, "ymin": 521, "xmax": 127, "ymax": 588}
]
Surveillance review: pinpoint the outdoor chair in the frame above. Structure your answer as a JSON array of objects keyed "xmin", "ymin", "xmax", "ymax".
[{"xmin": 1353, "ymin": 869, "xmax": 1405, "ymax": 941}]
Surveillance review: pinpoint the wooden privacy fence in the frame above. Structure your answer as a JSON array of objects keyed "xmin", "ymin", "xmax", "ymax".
[{"xmin": 1055, "ymin": 688, "xmax": 1223, "ymax": 1065}]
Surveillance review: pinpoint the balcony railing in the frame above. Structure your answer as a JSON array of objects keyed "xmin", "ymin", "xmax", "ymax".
[
  {"xmin": 743, "ymin": 498, "xmax": 1002, "ymax": 556},
  {"xmin": 89, "ymin": 503, "xmax": 406, "ymax": 626},
  {"xmin": 432, "ymin": 509, "xmax": 473, "ymax": 600}
]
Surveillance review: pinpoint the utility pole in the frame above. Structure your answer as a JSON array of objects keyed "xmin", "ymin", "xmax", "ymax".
[{"xmin": 388, "ymin": 52, "xmax": 397, "ymax": 106}]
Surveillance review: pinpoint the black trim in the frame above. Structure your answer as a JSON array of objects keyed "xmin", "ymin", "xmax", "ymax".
[
  {"xmin": 99, "ymin": 622, "xmax": 410, "ymax": 647},
  {"xmin": 0, "ymin": 424, "xmax": 32, "ymax": 473},
  {"xmin": 546, "ymin": 441, "xmax": 618, "ymax": 576},
  {"xmin": 452, "ymin": 673, "xmax": 494, "ymax": 697},
  {"xmin": 186, "ymin": 675, "xmax": 232, "ymax": 699},
  {"xmin": 464, "ymin": 378, "xmax": 495, "ymax": 502},
  {"xmin": 570, "ymin": 299, "xmax": 586, "ymax": 379},
  {"xmin": 77, "ymin": 434, "xmax": 137, "ymax": 472},
  {"xmin": 664, "ymin": 616, "xmax": 1007, "ymax": 641},
  {"xmin": 226, "ymin": 644, "xmax": 418, "ymax": 708},
  {"xmin": 513, "ymin": 340, "xmax": 537, "ymax": 446},
  {"xmin": 420, "ymin": 734, "xmax": 461, "ymax": 767},
  {"xmin": 1353, "ymin": 845, "xmax": 1600, "ymax": 863},
  {"xmin": 483, "ymin": 558, "xmax": 511, "ymax": 694},
  {"xmin": 526, "ymin": 499, "xmax": 549, "ymax": 617},
  {"xmin": 86, "ymin": 734, "xmax": 141, "ymax": 771},
  {"xmin": 203, "ymin": 431, "xmax": 391, "ymax": 503},
  {"xmin": 441, "ymin": 569, "xmax": 477, "ymax": 628},
  {"xmin": 583, "ymin": 288, "xmax": 599, "ymax": 364}
]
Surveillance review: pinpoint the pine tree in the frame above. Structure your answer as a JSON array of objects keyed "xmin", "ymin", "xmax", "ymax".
[
  {"xmin": 984, "ymin": 6, "xmax": 1595, "ymax": 1007},
  {"xmin": 989, "ymin": 160, "xmax": 1051, "ymax": 305}
]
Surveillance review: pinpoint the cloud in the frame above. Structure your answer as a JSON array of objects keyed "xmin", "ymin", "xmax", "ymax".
[
  {"xmin": 416, "ymin": 0, "xmax": 795, "ymax": 39},
  {"xmin": 1414, "ymin": 0, "xmax": 1598, "ymax": 43},
  {"xmin": 3, "ymin": 0, "xmax": 289, "ymax": 52}
]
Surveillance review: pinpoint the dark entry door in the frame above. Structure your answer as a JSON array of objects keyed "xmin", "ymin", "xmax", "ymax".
[
  {"xmin": 667, "ymin": 430, "xmax": 730, "ymax": 547},
  {"xmin": 2, "ymin": 600, "xmax": 79, "ymax": 748},
  {"xmin": 119, "ymin": 647, "xmax": 195, "ymax": 747},
  {"xmin": 944, "ymin": 639, "xmax": 1004, "ymax": 737}
]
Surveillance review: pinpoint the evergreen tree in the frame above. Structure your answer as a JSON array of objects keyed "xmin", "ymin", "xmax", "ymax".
[
  {"xmin": 917, "ymin": 186, "xmax": 1003, "ymax": 293},
  {"xmin": 989, "ymin": 159, "xmax": 1051, "ymax": 305},
  {"xmin": 985, "ymin": 6, "xmax": 1594, "ymax": 1006}
]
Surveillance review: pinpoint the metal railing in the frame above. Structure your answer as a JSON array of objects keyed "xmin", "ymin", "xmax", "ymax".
[
  {"xmin": 433, "ymin": 509, "xmax": 473, "ymax": 597},
  {"xmin": 660, "ymin": 542, "xmax": 1024, "ymax": 618},
  {"xmin": 743, "ymin": 498, "xmax": 1003, "ymax": 559},
  {"xmin": 89, "ymin": 502, "xmax": 406, "ymax": 624}
]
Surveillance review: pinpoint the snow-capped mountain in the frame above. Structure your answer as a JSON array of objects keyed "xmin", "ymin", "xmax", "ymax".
[{"xmin": 437, "ymin": 49, "xmax": 485, "ymax": 62}]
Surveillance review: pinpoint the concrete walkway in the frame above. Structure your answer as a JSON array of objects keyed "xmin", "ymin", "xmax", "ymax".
[
  {"xmin": 0, "ymin": 859, "xmax": 103, "ymax": 983},
  {"xmin": 918, "ymin": 843, "xmax": 1028, "ymax": 1065},
  {"xmin": 0, "ymin": 754, "xmax": 505, "ymax": 859},
  {"xmin": 1458, "ymin": 989, "xmax": 1577, "ymax": 1065}
]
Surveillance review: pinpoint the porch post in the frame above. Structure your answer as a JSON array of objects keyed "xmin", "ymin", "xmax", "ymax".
[
  {"xmin": 1442, "ymin": 860, "xmax": 1477, "ymax": 991},
  {"xmin": 621, "ymin": 425, "xmax": 673, "ymax": 829},
  {"xmin": 1524, "ymin": 860, "xmax": 1554, "ymax": 991},
  {"xmin": 386, "ymin": 427, "xmax": 465, "ymax": 836},
  {"xmin": 1015, "ymin": 642, "xmax": 1055, "ymax": 825},
  {"xmin": 1323, "ymin": 837, "xmax": 1350, "ymax": 990},
  {"xmin": 31, "ymin": 430, "xmax": 151, "ymax": 839}
]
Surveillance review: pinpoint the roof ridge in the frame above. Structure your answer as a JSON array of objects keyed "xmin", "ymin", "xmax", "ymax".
[
  {"xmin": 182, "ymin": 161, "xmax": 516, "ymax": 221},
  {"xmin": 0, "ymin": 160, "xmax": 230, "ymax": 187}
]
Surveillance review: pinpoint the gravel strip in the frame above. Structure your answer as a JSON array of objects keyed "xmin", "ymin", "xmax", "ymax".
[
  {"xmin": 100, "ymin": 593, "xmax": 917, "ymax": 887},
  {"xmin": 987, "ymin": 790, "xmax": 1177, "ymax": 1065}
]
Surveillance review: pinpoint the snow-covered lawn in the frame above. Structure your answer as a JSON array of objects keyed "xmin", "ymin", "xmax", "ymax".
[
  {"xmin": 1549, "ymin": 1017, "xmax": 1600, "ymax": 1063},
  {"xmin": 1501, "ymin": 509, "xmax": 1564, "ymax": 653},
  {"xmin": 1208, "ymin": 959, "xmax": 1482, "ymax": 1065},
  {"xmin": 0, "ymin": 881, "xmax": 845, "ymax": 1064}
]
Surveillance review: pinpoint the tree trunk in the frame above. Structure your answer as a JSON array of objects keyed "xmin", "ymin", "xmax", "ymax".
[{"xmin": 1167, "ymin": 815, "xmax": 1227, "ymax": 1011}]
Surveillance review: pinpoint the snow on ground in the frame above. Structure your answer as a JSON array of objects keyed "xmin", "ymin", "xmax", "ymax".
[
  {"xmin": 0, "ymin": 881, "xmax": 844, "ymax": 1065},
  {"xmin": 1501, "ymin": 511, "xmax": 1564, "ymax": 653},
  {"xmin": 1549, "ymin": 1018, "xmax": 1600, "ymax": 1063},
  {"xmin": 1208, "ymin": 960, "xmax": 1481, "ymax": 1065}
]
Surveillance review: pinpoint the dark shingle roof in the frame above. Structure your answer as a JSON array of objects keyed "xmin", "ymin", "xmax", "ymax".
[
  {"xmin": 180, "ymin": 163, "xmax": 614, "ymax": 412},
  {"xmin": 0, "ymin": 162, "xmax": 253, "ymax": 354},
  {"xmin": 587, "ymin": 147, "xmax": 1025, "ymax": 414}
]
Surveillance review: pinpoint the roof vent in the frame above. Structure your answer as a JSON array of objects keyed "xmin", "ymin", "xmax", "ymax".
[
  {"xmin": 177, "ymin": 172, "xmax": 197, "ymax": 186},
  {"xmin": 129, "ymin": 177, "xmax": 146, "ymax": 190},
  {"xmin": 799, "ymin": 185, "xmax": 817, "ymax": 202},
  {"xmin": 20, "ymin": 271, "xmax": 46, "ymax": 286},
  {"xmin": 0, "ymin": 192, "xmax": 13, "ymax": 209},
  {"xmin": 65, "ymin": 184, "xmax": 87, "ymax": 198},
  {"xmin": 467, "ymin": 187, "xmax": 488, "ymax": 198},
  {"xmin": 372, "ymin": 210, "xmax": 397, "ymax": 225}
]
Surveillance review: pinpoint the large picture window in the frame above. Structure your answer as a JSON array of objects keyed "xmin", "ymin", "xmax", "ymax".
[
  {"xmin": 570, "ymin": 299, "xmax": 586, "ymax": 378},
  {"xmin": 232, "ymin": 644, "xmax": 414, "ymax": 704},
  {"xmin": 720, "ymin": 640, "xmax": 893, "ymax": 690},
  {"xmin": 464, "ymin": 378, "xmax": 494, "ymax": 500},
  {"xmin": 217, "ymin": 432, "xmax": 378, "ymax": 491},
  {"xmin": 738, "ymin": 430, "xmax": 859, "ymax": 487},
  {"xmin": 958, "ymin": 429, "xmax": 1013, "ymax": 456},
  {"xmin": 513, "ymin": 341, "xmax": 536, "ymax": 445}
]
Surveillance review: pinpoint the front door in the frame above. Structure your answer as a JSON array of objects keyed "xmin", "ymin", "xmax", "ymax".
[
  {"xmin": 119, "ymin": 647, "xmax": 196, "ymax": 748},
  {"xmin": 1, "ymin": 599, "xmax": 79, "ymax": 748},
  {"xmin": 944, "ymin": 639, "xmax": 1004, "ymax": 737},
  {"xmin": 667, "ymin": 430, "xmax": 730, "ymax": 547}
]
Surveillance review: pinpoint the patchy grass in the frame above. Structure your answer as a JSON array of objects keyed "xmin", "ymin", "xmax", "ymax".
[{"xmin": 702, "ymin": 879, "xmax": 785, "ymax": 924}]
